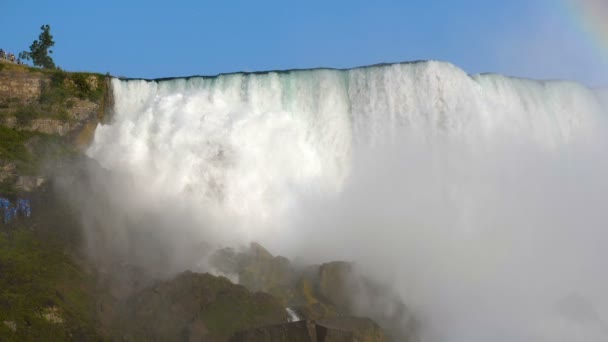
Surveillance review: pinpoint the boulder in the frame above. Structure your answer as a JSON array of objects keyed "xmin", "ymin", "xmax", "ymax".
[
  {"xmin": 317, "ymin": 317, "xmax": 386, "ymax": 342},
  {"xmin": 318, "ymin": 261, "xmax": 355, "ymax": 312},
  {"xmin": 210, "ymin": 243, "xmax": 297, "ymax": 300},
  {"xmin": 231, "ymin": 320, "xmax": 317, "ymax": 342},
  {"xmin": 127, "ymin": 271, "xmax": 288, "ymax": 340},
  {"xmin": 230, "ymin": 317, "xmax": 386, "ymax": 342},
  {"xmin": 238, "ymin": 243, "xmax": 295, "ymax": 294}
]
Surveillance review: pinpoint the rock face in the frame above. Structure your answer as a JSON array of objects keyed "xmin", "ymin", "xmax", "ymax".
[
  {"xmin": 239, "ymin": 243, "xmax": 296, "ymax": 295},
  {"xmin": 1, "ymin": 100, "xmax": 100, "ymax": 137},
  {"xmin": 0, "ymin": 160, "xmax": 17, "ymax": 183},
  {"xmin": 318, "ymin": 262, "xmax": 355, "ymax": 312},
  {"xmin": 316, "ymin": 317, "xmax": 385, "ymax": 342},
  {"xmin": 209, "ymin": 245, "xmax": 419, "ymax": 340},
  {"xmin": 231, "ymin": 320, "xmax": 317, "ymax": 342},
  {"xmin": 2, "ymin": 117, "xmax": 70, "ymax": 135},
  {"xmin": 0, "ymin": 63, "xmax": 109, "ymax": 140},
  {"xmin": 211, "ymin": 243, "xmax": 298, "ymax": 304},
  {"xmin": 0, "ymin": 69, "xmax": 49, "ymax": 105},
  {"xmin": 125, "ymin": 271, "xmax": 288, "ymax": 341},
  {"xmin": 0, "ymin": 64, "xmax": 111, "ymax": 192},
  {"xmin": 15, "ymin": 175, "xmax": 45, "ymax": 192},
  {"xmin": 231, "ymin": 317, "xmax": 386, "ymax": 342}
]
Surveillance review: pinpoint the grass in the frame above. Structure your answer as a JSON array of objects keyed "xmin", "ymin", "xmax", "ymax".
[
  {"xmin": 0, "ymin": 225, "xmax": 99, "ymax": 340},
  {"xmin": 0, "ymin": 126, "xmax": 77, "ymax": 179},
  {"xmin": 0, "ymin": 126, "xmax": 33, "ymax": 162},
  {"xmin": 0, "ymin": 184, "xmax": 105, "ymax": 341},
  {"xmin": 13, "ymin": 105, "xmax": 41, "ymax": 127}
]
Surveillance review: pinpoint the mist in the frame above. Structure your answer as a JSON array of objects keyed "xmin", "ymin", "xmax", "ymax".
[
  {"xmin": 61, "ymin": 62, "xmax": 608, "ymax": 341},
  {"xmin": 279, "ymin": 133, "xmax": 608, "ymax": 341}
]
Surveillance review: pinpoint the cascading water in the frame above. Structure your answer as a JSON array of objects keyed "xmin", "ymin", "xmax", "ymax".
[
  {"xmin": 286, "ymin": 307, "xmax": 301, "ymax": 323},
  {"xmin": 86, "ymin": 61, "xmax": 608, "ymax": 341},
  {"xmin": 88, "ymin": 61, "xmax": 602, "ymax": 235}
]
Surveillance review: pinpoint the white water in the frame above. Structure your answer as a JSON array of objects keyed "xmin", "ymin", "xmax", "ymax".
[
  {"xmin": 87, "ymin": 61, "xmax": 608, "ymax": 341},
  {"xmin": 286, "ymin": 307, "xmax": 301, "ymax": 323}
]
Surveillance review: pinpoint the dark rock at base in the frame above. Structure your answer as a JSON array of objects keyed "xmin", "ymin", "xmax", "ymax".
[
  {"xmin": 317, "ymin": 317, "xmax": 386, "ymax": 342},
  {"xmin": 231, "ymin": 317, "xmax": 385, "ymax": 342},
  {"xmin": 126, "ymin": 271, "xmax": 288, "ymax": 341},
  {"xmin": 231, "ymin": 320, "xmax": 317, "ymax": 342},
  {"xmin": 210, "ymin": 244, "xmax": 419, "ymax": 340}
]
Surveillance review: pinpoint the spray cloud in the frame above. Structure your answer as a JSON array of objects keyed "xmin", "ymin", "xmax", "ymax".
[{"xmin": 72, "ymin": 61, "xmax": 608, "ymax": 341}]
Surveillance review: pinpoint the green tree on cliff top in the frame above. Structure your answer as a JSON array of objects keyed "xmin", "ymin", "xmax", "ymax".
[{"xmin": 19, "ymin": 24, "xmax": 56, "ymax": 69}]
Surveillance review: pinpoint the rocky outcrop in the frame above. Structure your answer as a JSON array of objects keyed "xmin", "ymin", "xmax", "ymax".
[
  {"xmin": 0, "ymin": 68, "xmax": 49, "ymax": 106},
  {"xmin": 0, "ymin": 63, "xmax": 109, "ymax": 140},
  {"xmin": 0, "ymin": 64, "xmax": 112, "ymax": 192},
  {"xmin": 239, "ymin": 243, "xmax": 296, "ymax": 295},
  {"xmin": 210, "ymin": 245, "xmax": 419, "ymax": 341},
  {"xmin": 0, "ymin": 97, "xmax": 101, "ymax": 136},
  {"xmin": 318, "ymin": 262, "xmax": 355, "ymax": 312},
  {"xmin": 124, "ymin": 271, "xmax": 288, "ymax": 341},
  {"xmin": 2, "ymin": 116, "xmax": 71, "ymax": 135},
  {"xmin": 211, "ymin": 243, "xmax": 298, "ymax": 304},
  {"xmin": 0, "ymin": 160, "xmax": 17, "ymax": 183},
  {"xmin": 231, "ymin": 317, "xmax": 386, "ymax": 342},
  {"xmin": 231, "ymin": 320, "xmax": 317, "ymax": 342},
  {"xmin": 15, "ymin": 175, "xmax": 45, "ymax": 191}
]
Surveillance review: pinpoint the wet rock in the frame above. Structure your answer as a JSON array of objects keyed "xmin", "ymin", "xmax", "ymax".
[
  {"xmin": 231, "ymin": 320, "xmax": 317, "ymax": 342},
  {"xmin": 317, "ymin": 317, "xmax": 386, "ymax": 342},
  {"xmin": 318, "ymin": 262, "xmax": 354, "ymax": 312},
  {"xmin": 210, "ymin": 243, "xmax": 297, "ymax": 301},
  {"xmin": 239, "ymin": 243, "xmax": 295, "ymax": 293},
  {"xmin": 127, "ymin": 271, "xmax": 287, "ymax": 340},
  {"xmin": 231, "ymin": 317, "xmax": 386, "ymax": 342}
]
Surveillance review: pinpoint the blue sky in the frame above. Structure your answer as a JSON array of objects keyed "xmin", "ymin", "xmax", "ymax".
[{"xmin": 1, "ymin": 0, "xmax": 607, "ymax": 85}]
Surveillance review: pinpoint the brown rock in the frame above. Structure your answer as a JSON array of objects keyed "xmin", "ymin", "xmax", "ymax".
[
  {"xmin": 318, "ymin": 262, "xmax": 354, "ymax": 312},
  {"xmin": 230, "ymin": 317, "xmax": 386, "ymax": 342}
]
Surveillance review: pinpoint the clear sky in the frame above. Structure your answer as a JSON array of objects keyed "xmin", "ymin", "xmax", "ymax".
[{"xmin": 1, "ymin": 0, "xmax": 607, "ymax": 85}]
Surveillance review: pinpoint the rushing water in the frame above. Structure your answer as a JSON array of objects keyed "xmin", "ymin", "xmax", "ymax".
[{"xmin": 86, "ymin": 61, "xmax": 608, "ymax": 341}]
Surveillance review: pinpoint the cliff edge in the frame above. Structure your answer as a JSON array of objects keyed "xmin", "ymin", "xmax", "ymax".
[{"xmin": 0, "ymin": 61, "xmax": 111, "ymax": 193}]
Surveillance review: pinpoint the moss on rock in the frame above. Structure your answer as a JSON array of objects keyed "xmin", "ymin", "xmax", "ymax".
[{"xmin": 127, "ymin": 271, "xmax": 288, "ymax": 340}]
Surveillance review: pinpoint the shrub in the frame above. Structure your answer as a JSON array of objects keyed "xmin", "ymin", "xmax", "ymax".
[{"xmin": 14, "ymin": 105, "xmax": 41, "ymax": 126}]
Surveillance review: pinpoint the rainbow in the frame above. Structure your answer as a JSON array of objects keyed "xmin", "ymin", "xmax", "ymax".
[{"xmin": 564, "ymin": 0, "xmax": 608, "ymax": 57}]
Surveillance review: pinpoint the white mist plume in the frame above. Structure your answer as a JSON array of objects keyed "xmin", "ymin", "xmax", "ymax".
[{"xmin": 83, "ymin": 61, "xmax": 608, "ymax": 341}]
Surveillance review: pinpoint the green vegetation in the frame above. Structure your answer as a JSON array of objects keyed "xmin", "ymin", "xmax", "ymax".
[
  {"xmin": 0, "ymin": 126, "xmax": 77, "ymax": 177},
  {"xmin": 26, "ymin": 70, "xmax": 105, "ymax": 124},
  {"xmin": 0, "ymin": 184, "xmax": 101, "ymax": 341},
  {"xmin": 0, "ymin": 127, "xmax": 32, "ymax": 162},
  {"xmin": 0, "ymin": 224, "xmax": 98, "ymax": 340},
  {"xmin": 69, "ymin": 72, "xmax": 104, "ymax": 101},
  {"xmin": 13, "ymin": 105, "xmax": 41, "ymax": 127},
  {"xmin": 19, "ymin": 25, "xmax": 56, "ymax": 69}
]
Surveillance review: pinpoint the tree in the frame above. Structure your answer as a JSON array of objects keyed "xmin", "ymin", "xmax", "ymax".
[{"xmin": 19, "ymin": 25, "xmax": 56, "ymax": 69}]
